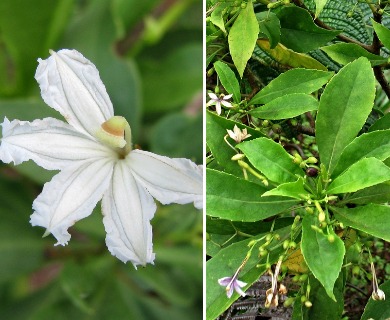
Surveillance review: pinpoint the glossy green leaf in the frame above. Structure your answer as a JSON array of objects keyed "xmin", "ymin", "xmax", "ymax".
[
  {"xmin": 276, "ymin": 6, "xmax": 339, "ymax": 53},
  {"xmin": 332, "ymin": 204, "xmax": 390, "ymax": 242},
  {"xmin": 316, "ymin": 57, "xmax": 376, "ymax": 174},
  {"xmin": 249, "ymin": 68, "xmax": 332, "ymax": 105},
  {"xmin": 262, "ymin": 178, "xmax": 308, "ymax": 199},
  {"xmin": 256, "ymin": 11, "xmax": 280, "ymax": 49},
  {"xmin": 228, "ymin": 0, "xmax": 259, "ymax": 77},
  {"xmin": 250, "ymin": 93, "xmax": 318, "ymax": 120},
  {"xmin": 314, "ymin": 0, "xmax": 329, "ymax": 18},
  {"xmin": 372, "ymin": 20, "xmax": 390, "ymax": 50},
  {"xmin": 206, "ymin": 111, "xmax": 265, "ymax": 176},
  {"xmin": 206, "ymin": 227, "xmax": 290, "ymax": 320},
  {"xmin": 214, "ymin": 61, "xmax": 241, "ymax": 103},
  {"xmin": 327, "ymin": 158, "xmax": 390, "ymax": 194},
  {"xmin": 210, "ymin": 2, "xmax": 228, "ymax": 33},
  {"xmin": 368, "ymin": 113, "xmax": 390, "ymax": 132},
  {"xmin": 361, "ymin": 279, "xmax": 390, "ymax": 320},
  {"xmin": 237, "ymin": 137, "xmax": 304, "ymax": 184},
  {"xmin": 321, "ymin": 43, "xmax": 387, "ymax": 66},
  {"xmin": 257, "ymin": 39, "xmax": 327, "ymax": 71},
  {"xmin": 301, "ymin": 214, "xmax": 345, "ymax": 301},
  {"xmin": 206, "ymin": 169, "xmax": 298, "ymax": 222},
  {"xmin": 344, "ymin": 183, "xmax": 390, "ymax": 205},
  {"xmin": 332, "ymin": 130, "xmax": 390, "ymax": 177}
]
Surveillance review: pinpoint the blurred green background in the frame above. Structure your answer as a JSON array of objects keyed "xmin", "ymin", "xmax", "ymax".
[{"xmin": 0, "ymin": 0, "xmax": 203, "ymax": 319}]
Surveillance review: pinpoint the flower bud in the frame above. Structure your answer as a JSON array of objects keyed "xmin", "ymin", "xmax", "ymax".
[
  {"xmin": 231, "ymin": 153, "xmax": 246, "ymax": 161},
  {"xmin": 284, "ymin": 297, "xmax": 295, "ymax": 307},
  {"xmin": 304, "ymin": 300, "xmax": 312, "ymax": 308}
]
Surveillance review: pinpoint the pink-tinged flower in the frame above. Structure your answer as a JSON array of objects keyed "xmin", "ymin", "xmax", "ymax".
[
  {"xmin": 218, "ymin": 264, "xmax": 247, "ymax": 299},
  {"xmin": 227, "ymin": 125, "xmax": 251, "ymax": 143},
  {"xmin": 206, "ymin": 92, "xmax": 233, "ymax": 115},
  {"xmin": 0, "ymin": 49, "xmax": 203, "ymax": 269}
]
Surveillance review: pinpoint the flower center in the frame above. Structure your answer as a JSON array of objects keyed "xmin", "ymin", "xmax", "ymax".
[{"xmin": 96, "ymin": 116, "xmax": 132, "ymax": 157}]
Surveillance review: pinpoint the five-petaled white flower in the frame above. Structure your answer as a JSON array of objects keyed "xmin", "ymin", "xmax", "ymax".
[
  {"xmin": 206, "ymin": 92, "xmax": 233, "ymax": 115},
  {"xmin": 0, "ymin": 49, "xmax": 203, "ymax": 268}
]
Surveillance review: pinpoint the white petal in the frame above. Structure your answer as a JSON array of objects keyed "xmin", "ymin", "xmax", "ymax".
[
  {"xmin": 30, "ymin": 159, "xmax": 113, "ymax": 245},
  {"xmin": 220, "ymin": 100, "xmax": 233, "ymax": 108},
  {"xmin": 102, "ymin": 160, "xmax": 156, "ymax": 268},
  {"xmin": 215, "ymin": 101, "xmax": 222, "ymax": 115},
  {"xmin": 0, "ymin": 117, "xmax": 114, "ymax": 170},
  {"xmin": 128, "ymin": 150, "xmax": 203, "ymax": 209},
  {"xmin": 223, "ymin": 94, "xmax": 233, "ymax": 100},
  {"xmin": 208, "ymin": 92, "xmax": 218, "ymax": 100},
  {"xmin": 35, "ymin": 49, "xmax": 114, "ymax": 137}
]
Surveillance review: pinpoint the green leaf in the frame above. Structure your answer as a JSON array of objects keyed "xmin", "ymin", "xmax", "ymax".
[
  {"xmin": 276, "ymin": 6, "xmax": 339, "ymax": 53},
  {"xmin": 139, "ymin": 44, "xmax": 202, "ymax": 113},
  {"xmin": 237, "ymin": 137, "xmax": 304, "ymax": 184},
  {"xmin": 327, "ymin": 158, "xmax": 390, "ymax": 194},
  {"xmin": 361, "ymin": 279, "xmax": 390, "ymax": 320},
  {"xmin": 249, "ymin": 68, "xmax": 333, "ymax": 105},
  {"xmin": 228, "ymin": 0, "xmax": 259, "ymax": 77},
  {"xmin": 332, "ymin": 130, "xmax": 390, "ymax": 177},
  {"xmin": 372, "ymin": 20, "xmax": 390, "ymax": 50},
  {"xmin": 316, "ymin": 57, "xmax": 376, "ymax": 174},
  {"xmin": 150, "ymin": 112, "xmax": 202, "ymax": 162},
  {"xmin": 368, "ymin": 113, "xmax": 390, "ymax": 132},
  {"xmin": 250, "ymin": 93, "xmax": 318, "ymax": 120},
  {"xmin": 262, "ymin": 178, "xmax": 308, "ymax": 200},
  {"xmin": 256, "ymin": 11, "xmax": 280, "ymax": 49},
  {"xmin": 344, "ymin": 183, "xmax": 390, "ymax": 205},
  {"xmin": 210, "ymin": 2, "xmax": 228, "ymax": 33},
  {"xmin": 314, "ymin": 0, "xmax": 329, "ymax": 18},
  {"xmin": 214, "ymin": 61, "xmax": 241, "ymax": 103},
  {"xmin": 301, "ymin": 214, "xmax": 345, "ymax": 301},
  {"xmin": 206, "ymin": 111, "xmax": 265, "ymax": 176},
  {"xmin": 206, "ymin": 227, "xmax": 290, "ymax": 320},
  {"xmin": 332, "ymin": 204, "xmax": 390, "ymax": 242},
  {"xmin": 257, "ymin": 39, "xmax": 327, "ymax": 70},
  {"xmin": 0, "ymin": 0, "xmax": 74, "ymax": 96},
  {"xmin": 321, "ymin": 43, "xmax": 387, "ymax": 66},
  {"xmin": 206, "ymin": 169, "xmax": 297, "ymax": 222}
]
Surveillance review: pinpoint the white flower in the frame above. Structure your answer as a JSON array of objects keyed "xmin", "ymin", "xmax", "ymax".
[
  {"xmin": 206, "ymin": 92, "xmax": 233, "ymax": 115},
  {"xmin": 0, "ymin": 49, "xmax": 203, "ymax": 268},
  {"xmin": 227, "ymin": 125, "xmax": 251, "ymax": 143}
]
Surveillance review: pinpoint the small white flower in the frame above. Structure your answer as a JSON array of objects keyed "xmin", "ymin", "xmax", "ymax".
[
  {"xmin": 206, "ymin": 92, "xmax": 233, "ymax": 115},
  {"xmin": 227, "ymin": 125, "xmax": 251, "ymax": 143},
  {"xmin": 0, "ymin": 49, "xmax": 203, "ymax": 268}
]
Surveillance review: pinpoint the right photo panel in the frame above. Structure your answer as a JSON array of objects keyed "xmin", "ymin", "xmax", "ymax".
[{"xmin": 205, "ymin": 1, "xmax": 390, "ymax": 319}]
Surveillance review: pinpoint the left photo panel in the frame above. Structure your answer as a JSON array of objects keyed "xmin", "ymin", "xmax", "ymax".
[{"xmin": 0, "ymin": 1, "xmax": 203, "ymax": 319}]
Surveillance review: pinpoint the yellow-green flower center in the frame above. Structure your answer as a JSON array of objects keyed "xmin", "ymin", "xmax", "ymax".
[{"xmin": 96, "ymin": 116, "xmax": 132, "ymax": 157}]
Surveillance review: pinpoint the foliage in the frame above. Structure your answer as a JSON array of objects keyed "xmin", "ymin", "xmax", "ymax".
[
  {"xmin": 0, "ymin": 0, "xmax": 202, "ymax": 319},
  {"xmin": 206, "ymin": 0, "xmax": 390, "ymax": 319}
]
